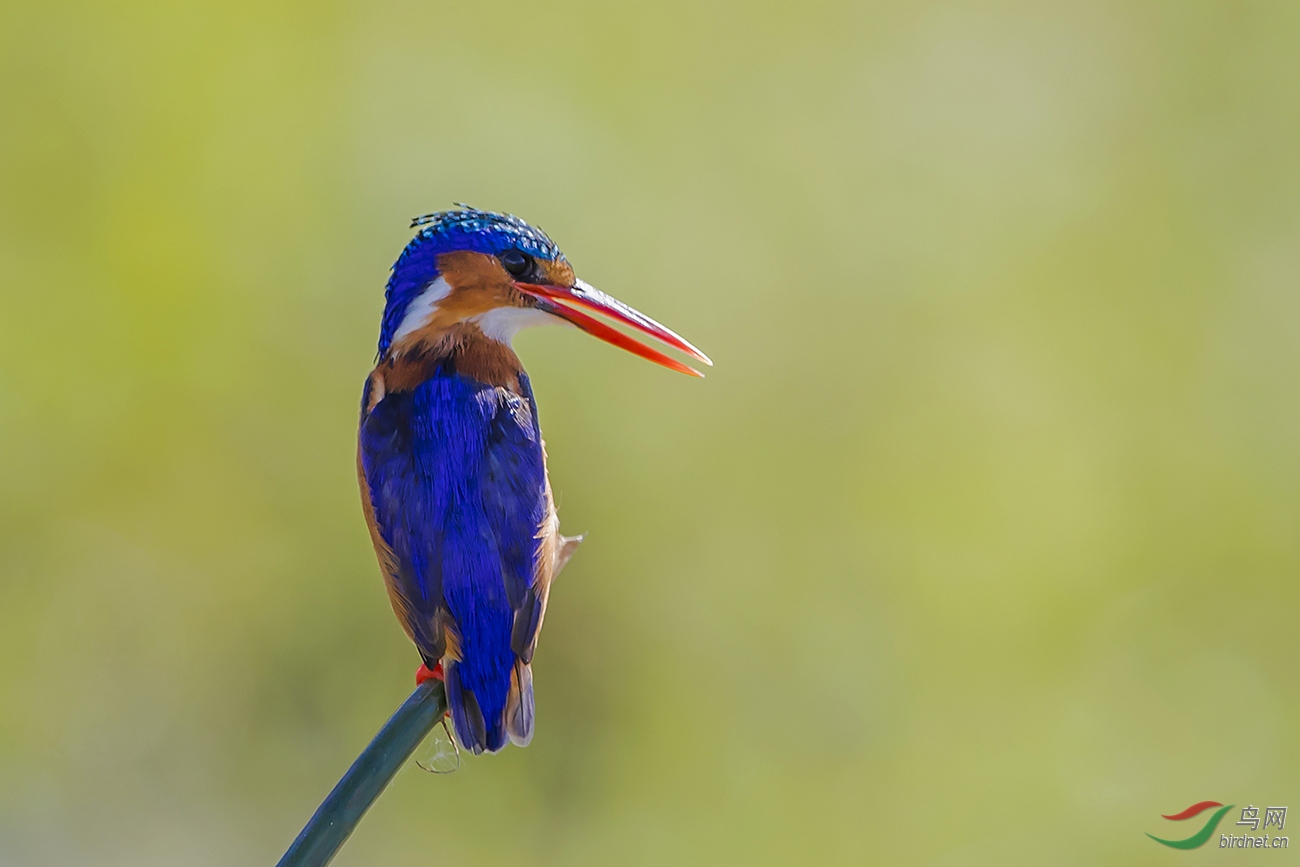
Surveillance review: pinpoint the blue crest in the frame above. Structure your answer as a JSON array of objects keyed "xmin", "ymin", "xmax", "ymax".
[{"xmin": 377, "ymin": 207, "xmax": 566, "ymax": 356}]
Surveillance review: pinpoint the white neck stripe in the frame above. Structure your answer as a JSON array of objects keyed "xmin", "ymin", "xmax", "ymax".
[{"xmin": 391, "ymin": 276, "xmax": 452, "ymax": 345}]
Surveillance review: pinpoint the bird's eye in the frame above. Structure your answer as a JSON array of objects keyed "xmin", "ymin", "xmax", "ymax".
[{"xmin": 499, "ymin": 249, "xmax": 532, "ymax": 278}]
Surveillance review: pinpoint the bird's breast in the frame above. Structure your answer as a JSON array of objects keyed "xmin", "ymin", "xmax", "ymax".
[{"xmin": 368, "ymin": 324, "xmax": 528, "ymax": 406}]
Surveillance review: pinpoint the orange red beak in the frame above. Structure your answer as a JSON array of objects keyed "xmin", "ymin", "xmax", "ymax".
[{"xmin": 515, "ymin": 279, "xmax": 713, "ymax": 377}]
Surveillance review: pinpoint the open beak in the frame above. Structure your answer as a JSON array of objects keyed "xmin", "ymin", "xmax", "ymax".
[{"xmin": 515, "ymin": 279, "xmax": 713, "ymax": 377}]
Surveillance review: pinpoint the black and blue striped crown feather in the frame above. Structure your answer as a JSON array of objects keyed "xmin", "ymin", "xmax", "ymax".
[
  {"xmin": 406, "ymin": 205, "xmax": 563, "ymax": 261},
  {"xmin": 378, "ymin": 206, "xmax": 567, "ymax": 356}
]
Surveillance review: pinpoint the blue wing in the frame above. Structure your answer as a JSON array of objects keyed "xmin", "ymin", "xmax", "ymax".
[{"xmin": 359, "ymin": 366, "xmax": 547, "ymax": 753}]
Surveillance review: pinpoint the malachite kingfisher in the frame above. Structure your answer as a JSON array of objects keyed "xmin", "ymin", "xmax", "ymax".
[{"xmin": 357, "ymin": 207, "xmax": 710, "ymax": 754}]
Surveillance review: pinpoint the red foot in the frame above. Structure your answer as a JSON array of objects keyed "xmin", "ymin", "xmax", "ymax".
[{"xmin": 415, "ymin": 662, "xmax": 444, "ymax": 686}]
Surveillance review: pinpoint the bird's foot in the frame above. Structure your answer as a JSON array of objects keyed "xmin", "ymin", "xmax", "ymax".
[{"xmin": 415, "ymin": 662, "xmax": 444, "ymax": 686}]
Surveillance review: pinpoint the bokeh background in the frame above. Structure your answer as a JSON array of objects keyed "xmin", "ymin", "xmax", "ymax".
[{"xmin": 2, "ymin": 1, "xmax": 1298, "ymax": 864}]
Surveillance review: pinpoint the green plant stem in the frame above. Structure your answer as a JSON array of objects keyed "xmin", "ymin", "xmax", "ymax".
[{"xmin": 276, "ymin": 679, "xmax": 447, "ymax": 867}]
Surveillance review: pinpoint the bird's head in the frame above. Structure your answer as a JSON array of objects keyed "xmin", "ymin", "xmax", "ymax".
[{"xmin": 377, "ymin": 207, "xmax": 711, "ymax": 376}]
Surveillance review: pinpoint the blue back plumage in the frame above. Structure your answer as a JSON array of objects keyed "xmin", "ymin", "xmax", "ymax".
[
  {"xmin": 378, "ymin": 207, "xmax": 566, "ymax": 356},
  {"xmin": 359, "ymin": 364, "xmax": 547, "ymax": 752}
]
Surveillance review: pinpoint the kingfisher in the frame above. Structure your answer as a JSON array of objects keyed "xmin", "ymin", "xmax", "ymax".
[{"xmin": 357, "ymin": 207, "xmax": 710, "ymax": 755}]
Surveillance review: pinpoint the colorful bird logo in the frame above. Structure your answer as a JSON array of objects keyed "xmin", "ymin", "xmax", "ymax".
[{"xmin": 1147, "ymin": 801, "xmax": 1235, "ymax": 849}]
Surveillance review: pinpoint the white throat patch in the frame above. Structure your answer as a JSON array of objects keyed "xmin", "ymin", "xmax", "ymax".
[{"xmin": 470, "ymin": 306, "xmax": 564, "ymax": 345}]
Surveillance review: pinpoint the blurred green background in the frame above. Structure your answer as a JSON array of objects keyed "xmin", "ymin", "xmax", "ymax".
[{"xmin": 2, "ymin": 1, "xmax": 1298, "ymax": 864}]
